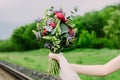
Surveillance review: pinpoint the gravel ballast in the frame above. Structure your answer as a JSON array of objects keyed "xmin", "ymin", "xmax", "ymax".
[{"xmin": 0, "ymin": 60, "xmax": 60, "ymax": 80}]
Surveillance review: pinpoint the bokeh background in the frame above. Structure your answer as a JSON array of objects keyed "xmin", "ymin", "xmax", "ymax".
[{"xmin": 0, "ymin": 0, "xmax": 120, "ymax": 80}]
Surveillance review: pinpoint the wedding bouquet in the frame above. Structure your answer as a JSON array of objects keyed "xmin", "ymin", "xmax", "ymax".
[{"xmin": 32, "ymin": 6, "xmax": 78, "ymax": 76}]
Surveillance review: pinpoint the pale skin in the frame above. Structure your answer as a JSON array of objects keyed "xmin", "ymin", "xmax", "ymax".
[{"xmin": 49, "ymin": 53, "xmax": 120, "ymax": 76}]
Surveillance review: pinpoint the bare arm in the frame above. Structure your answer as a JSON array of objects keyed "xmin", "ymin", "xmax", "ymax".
[
  {"xmin": 70, "ymin": 55, "xmax": 120, "ymax": 76},
  {"xmin": 49, "ymin": 53, "xmax": 120, "ymax": 76},
  {"xmin": 70, "ymin": 64, "xmax": 107, "ymax": 76}
]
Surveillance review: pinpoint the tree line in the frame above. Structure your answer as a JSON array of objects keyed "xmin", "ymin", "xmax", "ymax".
[{"xmin": 0, "ymin": 3, "xmax": 120, "ymax": 52}]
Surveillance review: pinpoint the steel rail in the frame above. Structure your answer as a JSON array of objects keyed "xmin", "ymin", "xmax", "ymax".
[{"xmin": 0, "ymin": 63, "xmax": 33, "ymax": 80}]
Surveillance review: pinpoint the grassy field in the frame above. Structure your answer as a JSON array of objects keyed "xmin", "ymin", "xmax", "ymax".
[{"xmin": 0, "ymin": 48, "xmax": 120, "ymax": 80}]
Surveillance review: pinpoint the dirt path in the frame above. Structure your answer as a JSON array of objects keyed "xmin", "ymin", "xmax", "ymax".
[{"xmin": 0, "ymin": 68, "xmax": 16, "ymax": 80}]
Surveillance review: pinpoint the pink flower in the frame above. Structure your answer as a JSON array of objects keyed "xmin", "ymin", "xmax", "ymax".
[
  {"xmin": 68, "ymin": 27, "xmax": 75, "ymax": 36},
  {"xmin": 49, "ymin": 22, "xmax": 56, "ymax": 28},
  {"xmin": 54, "ymin": 12, "xmax": 66, "ymax": 23},
  {"xmin": 43, "ymin": 29, "xmax": 48, "ymax": 36}
]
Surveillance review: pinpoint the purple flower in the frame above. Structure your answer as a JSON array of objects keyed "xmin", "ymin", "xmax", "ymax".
[
  {"xmin": 44, "ymin": 42, "xmax": 52, "ymax": 49},
  {"xmin": 67, "ymin": 36, "xmax": 72, "ymax": 42},
  {"xmin": 35, "ymin": 32, "xmax": 41, "ymax": 40}
]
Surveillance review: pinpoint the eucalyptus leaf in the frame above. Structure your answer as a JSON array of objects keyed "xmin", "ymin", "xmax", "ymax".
[
  {"xmin": 44, "ymin": 26, "xmax": 53, "ymax": 32},
  {"xmin": 70, "ymin": 11, "xmax": 74, "ymax": 14},
  {"xmin": 74, "ymin": 7, "xmax": 78, "ymax": 12},
  {"xmin": 60, "ymin": 24, "xmax": 69, "ymax": 34},
  {"xmin": 46, "ymin": 19, "xmax": 53, "ymax": 26},
  {"xmin": 51, "ymin": 28, "xmax": 56, "ymax": 34},
  {"xmin": 62, "ymin": 33, "xmax": 70, "ymax": 38}
]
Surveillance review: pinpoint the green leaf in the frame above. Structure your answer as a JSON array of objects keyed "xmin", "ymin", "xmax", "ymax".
[
  {"xmin": 51, "ymin": 28, "xmax": 56, "ymax": 34},
  {"xmin": 55, "ymin": 20, "xmax": 61, "ymax": 36},
  {"xmin": 56, "ymin": 45, "xmax": 60, "ymax": 48},
  {"xmin": 53, "ymin": 40, "xmax": 60, "ymax": 45},
  {"xmin": 44, "ymin": 26, "xmax": 53, "ymax": 32},
  {"xmin": 43, "ymin": 36, "xmax": 57, "ymax": 41},
  {"xmin": 60, "ymin": 24, "xmax": 69, "ymax": 34},
  {"xmin": 62, "ymin": 33, "xmax": 70, "ymax": 38},
  {"xmin": 74, "ymin": 7, "xmax": 78, "ymax": 12},
  {"xmin": 73, "ymin": 28, "xmax": 78, "ymax": 33},
  {"xmin": 70, "ymin": 11, "xmax": 74, "ymax": 14}
]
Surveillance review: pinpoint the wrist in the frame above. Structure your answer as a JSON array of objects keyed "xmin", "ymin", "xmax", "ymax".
[{"xmin": 49, "ymin": 53, "xmax": 60, "ymax": 62}]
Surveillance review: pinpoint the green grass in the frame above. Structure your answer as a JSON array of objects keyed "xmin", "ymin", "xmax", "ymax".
[{"xmin": 0, "ymin": 48, "xmax": 120, "ymax": 80}]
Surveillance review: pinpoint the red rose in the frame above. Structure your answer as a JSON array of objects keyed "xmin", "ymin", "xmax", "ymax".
[
  {"xmin": 49, "ymin": 22, "xmax": 56, "ymax": 28},
  {"xmin": 55, "ymin": 12, "xmax": 66, "ymax": 23},
  {"xmin": 43, "ymin": 29, "xmax": 48, "ymax": 36}
]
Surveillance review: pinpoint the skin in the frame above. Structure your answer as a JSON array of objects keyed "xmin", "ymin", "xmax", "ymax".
[{"xmin": 48, "ymin": 53, "xmax": 120, "ymax": 76}]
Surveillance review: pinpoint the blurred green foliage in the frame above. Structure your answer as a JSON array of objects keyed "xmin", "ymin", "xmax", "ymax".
[
  {"xmin": 0, "ymin": 48, "xmax": 120, "ymax": 80},
  {"xmin": 0, "ymin": 22, "xmax": 42, "ymax": 51},
  {"xmin": 10, "ymin": 22, "xmax": 42, "ymax": 51},
  {"xmin": 69, "ymin": 3, "xmax": 120, "ymax": 49},
  {"xmin": 0, "ymin": 40, "xmax": 15, "ymax": 52},
  {"xmin": 0, "ymin": 3, "xmax": 120, "ymax": 51}
]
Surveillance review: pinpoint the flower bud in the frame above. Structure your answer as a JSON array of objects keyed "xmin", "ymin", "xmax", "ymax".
[
  {"xmin": 49, "ymin": 22, "xmax": 56, "ymax": 28},
  {"xmin": 43, "ymin": 29, "xmax": 48, "ymax": 36},
  {"xmin": 68, "ymin": 27, "xmax": 75, "ymax": 36}
]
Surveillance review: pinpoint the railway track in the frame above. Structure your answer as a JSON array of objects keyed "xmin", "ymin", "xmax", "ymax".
[{"xmin": 0, "ymin": 63, "xmax": 33, "ymax": 80}]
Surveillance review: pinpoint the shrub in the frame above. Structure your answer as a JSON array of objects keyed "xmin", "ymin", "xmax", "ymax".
[
  {"xmin": 0, "ymin": 40, "xmax": 15, "ymax": 52},
  {"xmin": 91, "ymin": 38, "xmax": 108, "ymax": 49},
  {"xmin": 77, "ymin": 30, "xmax": 96, "ymax": 48},
  {"xmin": 11, "ymin": 26, "xmax": 27, "ymax": 51},
  {"xmin": 11, "ymin": 22, "xmax": 41, "ymax": 51}
]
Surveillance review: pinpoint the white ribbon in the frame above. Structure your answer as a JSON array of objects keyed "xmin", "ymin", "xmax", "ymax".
[{"xmin": 59, "ymin": 53, "xmax": 81, "ymax": 80}]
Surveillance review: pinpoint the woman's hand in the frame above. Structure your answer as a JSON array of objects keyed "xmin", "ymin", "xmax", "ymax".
[{"xmin": 48, "ymin": 53, "xmax": 61, "ymax": 62}]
